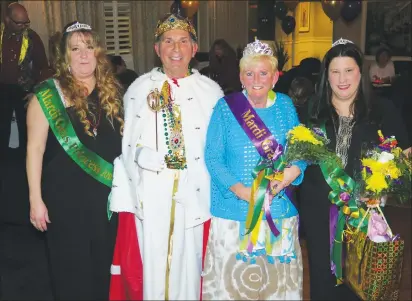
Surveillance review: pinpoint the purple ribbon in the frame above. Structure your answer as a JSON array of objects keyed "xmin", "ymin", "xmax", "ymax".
[
  {"xmin": 329, "ymin": 204, "xmax": 339, "ymax": 274},
  {"xmin": 224, "ymin": 92, "xmax": 283, "ymax": 161},
  {"xmin": 246, "ymin": 191, "xmax": 281, "ymax": 254},
  {"xmin": 265, "ymin": 189, "xmax": 281, "ymax": 237},
  {"xmin": 225, "ymin": 92, "xmax": 287, "ymax": 252}
]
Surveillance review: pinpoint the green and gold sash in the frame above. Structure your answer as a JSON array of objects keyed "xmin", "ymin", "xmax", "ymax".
[{"xmin": 34, "ymin": 79, "xmax": 113, "ymax": 218}]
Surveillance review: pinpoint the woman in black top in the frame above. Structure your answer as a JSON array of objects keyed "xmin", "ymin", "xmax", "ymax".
[
  {"xmin": 299, "ymin": 41, "xmax": 411, "ymax": 300},
  {"xmin": 26, "ymin": 21, "xmax": 123, "ymax": 300}
]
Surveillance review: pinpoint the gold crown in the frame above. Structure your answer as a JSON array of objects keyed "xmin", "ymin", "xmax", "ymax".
[{"xmin": 154, "ymin": 14, "xmax": 197, "ymax": 41}]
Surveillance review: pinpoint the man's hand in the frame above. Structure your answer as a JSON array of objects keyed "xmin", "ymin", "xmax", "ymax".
[{"xmin": 135, "ymin": 146, "xmax": 165, "ymax": 172}]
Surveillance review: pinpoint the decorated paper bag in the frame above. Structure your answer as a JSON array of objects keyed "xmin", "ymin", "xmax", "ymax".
[{"xmin": 345, "ymin": 211, "xmax": 404, "ymax": 300}]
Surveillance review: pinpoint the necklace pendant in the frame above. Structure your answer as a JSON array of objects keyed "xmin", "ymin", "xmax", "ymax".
[
  {"xmin": 93, "ymin": 127, "xmax": 98, "ymax": 137},
  {"xmin": 170, "ymin": 131, "xmax": 183, "ymax": 151}
]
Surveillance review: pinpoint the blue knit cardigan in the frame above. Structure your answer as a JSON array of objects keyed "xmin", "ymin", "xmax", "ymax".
[{"xmin": 205, "ymin": 92, "xmax": 306, "ymax": 221}]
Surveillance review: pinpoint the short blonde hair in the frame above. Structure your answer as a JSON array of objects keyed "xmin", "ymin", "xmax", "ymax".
[{"xmin": 239, "ymin": 54, "xmax": 278, "ymax": 73}]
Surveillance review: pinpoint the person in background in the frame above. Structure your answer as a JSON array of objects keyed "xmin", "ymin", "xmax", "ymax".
[
  {"xmin": 287, "ymin": 76, "xmax": 315, "ymax": 240},
  {"xmin": 288, "ymin": 76, "xmax": 314, "ymax": 121},
  {"xmin": 299, "ymin": 39, "xmax": 410, "ymax": 301},
  {"xmin": 274, "ymin": 57, "xmax": 320, "ymax": 94},
  {"xmin": 0, "ymin": 2, "xmax": 51, "ymax": 160},
  {"xmin": 369, "ymin": 47, "xmax": 395, "ymax": 83},
  {"xmin": 202, "ymin": 39, "xmax": 305, "ymax": 300},
  {"xmin": 206, "ymin": 38, "xmax": 241, "ymax": 95},
  {"xmin": 26, "ymin": 21, "xmax": 123, "ymax": 300},
  {"xmin": 108, "ymin": 54, "xmax": 138, "ymax": 91}
]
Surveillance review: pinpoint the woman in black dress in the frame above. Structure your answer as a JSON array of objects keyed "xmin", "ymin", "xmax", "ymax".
[
  {"xmin": 26, "ymin": 21, "xmax": 123, "ymax": 300},
  {"xmin": 299, "ymin": 40, "xmax": 411, "ymax": 300}
]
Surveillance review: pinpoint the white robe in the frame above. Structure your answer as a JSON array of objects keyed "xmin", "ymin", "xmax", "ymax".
[{"xmin": 110, "ymin": 68, "xmax": 223, "ymax": 300}]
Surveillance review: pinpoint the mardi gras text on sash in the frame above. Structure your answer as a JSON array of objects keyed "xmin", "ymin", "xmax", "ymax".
[
  {"xmin": 242, "ymin": 109, "xmax": 276, "ymax": 160},
  {"xmin": 39, "ymin": 89, "xmax": 112, "ymax": 181}
]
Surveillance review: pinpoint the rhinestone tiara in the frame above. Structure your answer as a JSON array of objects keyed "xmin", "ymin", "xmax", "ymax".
[
  {"xmin": 243, "ymin": 38, "xmax": 273, "ymax": 57},
  {"xmin": 332, "ymin": 38, "xmax": 354, "ymax": 48},
  {"xmin": 65, "ymin": 22, "xmax": 92, "ymax": 33}
]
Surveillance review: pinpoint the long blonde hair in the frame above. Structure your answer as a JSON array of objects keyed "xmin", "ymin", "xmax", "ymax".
[{"xmin": 54, "ymin": 27, "xmax": 124, "ymax": 137}]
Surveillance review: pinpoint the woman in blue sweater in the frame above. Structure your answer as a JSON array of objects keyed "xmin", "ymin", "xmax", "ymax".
[{"xmin": 202, "ymin": 39, "xmax": 306, "ymax": 300}]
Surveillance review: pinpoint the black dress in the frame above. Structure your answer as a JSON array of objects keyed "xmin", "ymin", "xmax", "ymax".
[
  {"xmin": 299, "ymin": 97, "xmax": 410, "ymax": 300},
  {"xmin": 41, "ymin": 89, "xmax": 121, "ymax": 300}
]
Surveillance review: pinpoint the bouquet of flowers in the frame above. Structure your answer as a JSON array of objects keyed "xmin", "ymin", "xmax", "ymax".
[
  {"xmin": 358, "ymin": 130, "xmax": 411, "ymax": 206},
  {"xmin": 284, "ymin": 124, "xmax": 342, "ymax": 167},
  {"xmin": 344, "ymin": 131, "xmax": 409, "ymax": 300}
]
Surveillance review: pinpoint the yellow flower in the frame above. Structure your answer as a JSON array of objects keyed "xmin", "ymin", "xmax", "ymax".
[
  {"xmin": 365, "ymin": 173, "xmax": 388, "ymax": 193},
  {"xmin": 361, "ymin": 156, "xmax": 402, "ymax": 194},
  {"xmin": 392, "ymin": 147, "xmax": 402, "ymax": 158},
  {"xmin": 362, "ymin": 158, "xmax": 401, "ymax": 180},
  {"xmin": 386, "ymin": 161, "xmax": 401, "ymax": 179},
  {"xmin": 288, "ymin": 125, "xmax": 323, "ymax": 146},
  {"xmin": 361, "ymin": 158, "xmax": 380, "ymax": 172}
]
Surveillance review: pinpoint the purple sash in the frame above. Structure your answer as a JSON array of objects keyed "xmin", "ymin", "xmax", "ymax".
[
  {"xmin": 224, "ymin": 92, "xmax": 283, "ymax": 161},
  {"xmin": 225, "ymin": 92, "xmax": 288, "ymax": 247}
]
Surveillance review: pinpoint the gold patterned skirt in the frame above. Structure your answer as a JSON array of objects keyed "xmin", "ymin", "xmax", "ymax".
[{"xmin": 202, "ymin": 216, "xmax": 303, "ymax": 300}]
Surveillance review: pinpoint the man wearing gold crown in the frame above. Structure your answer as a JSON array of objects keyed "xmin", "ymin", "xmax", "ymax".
[{"xmin": 108, "ymin": 12, "xmax": 223, "ymax": 300}]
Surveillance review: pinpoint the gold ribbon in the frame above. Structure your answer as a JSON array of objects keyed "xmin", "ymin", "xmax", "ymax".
[
  {"xmin": 246, "ymin": 170, "xmax": 284, "ymax": 247},
  {"xmin": 246, "ymin": 171, "xmax": 264, "ymax": 246},
  {"xmin": 165, "ymin": 171, "xmax": 179, "ymax": 300}
]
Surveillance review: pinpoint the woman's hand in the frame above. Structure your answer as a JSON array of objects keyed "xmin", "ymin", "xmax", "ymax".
[
  {"xmin": 30, "ymin": 199, "xmax": 51, "ymax": 232},
  {"xmin": 271, "ymin": 165, "xmax": 301, "ymax": 196},
  {"xmin": 230, "ymin": 183, "xmax": 252, "ymax": 202}
]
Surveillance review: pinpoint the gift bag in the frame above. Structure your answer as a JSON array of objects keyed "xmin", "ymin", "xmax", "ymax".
[{"xmin": 345, "ymin": 207, "xmax": 404, "ymax": 300}]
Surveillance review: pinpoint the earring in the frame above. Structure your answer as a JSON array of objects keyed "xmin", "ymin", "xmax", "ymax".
[
  {"xmin": 272, "ymin": 84, "xmax": 275, "ymax": 89},
  {"xmin": 242, "ymin": 84, "xmax": 245, "ymax": 89},
  {"xmin": 68, "ymin": 66, "xmax": 71, "ymax": 74}
]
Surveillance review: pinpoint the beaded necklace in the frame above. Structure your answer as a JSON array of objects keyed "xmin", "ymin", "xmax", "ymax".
[{"xmin": 155, "ymin": 68, "xmax": 192, "ymax": 170}]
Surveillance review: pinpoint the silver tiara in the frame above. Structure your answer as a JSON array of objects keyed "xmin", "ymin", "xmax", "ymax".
[
  {"xmin": 243, "ymin": 38, "xmax": 273, "ymax": 57},
  {"xmin": 332, "ymin": 38, "xmax": 354, "ymax": 48},
  {"xmin": 65, "ymin": 22, "xmax": 92, "ymax": 33}
]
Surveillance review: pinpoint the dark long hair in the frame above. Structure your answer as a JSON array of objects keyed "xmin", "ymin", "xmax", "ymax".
[
  {"xmin": 309, "ymin": 42, "xmax": 372, "ymax": 125},
  {"xmin": 208, "ymin": 39, "xmax": 241, "ymax": 93},
  {"xmin": 209, "ymin": 39, "xmax": 238, "ymax": 72}
]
